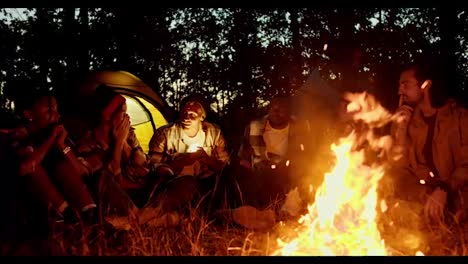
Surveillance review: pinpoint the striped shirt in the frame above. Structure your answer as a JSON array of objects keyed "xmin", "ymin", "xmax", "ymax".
[{"xmin": 238, "ymin": 115, "xmax": 302, "ymax": 168}]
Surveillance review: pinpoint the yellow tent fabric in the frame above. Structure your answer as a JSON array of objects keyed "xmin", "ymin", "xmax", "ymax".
[
  {"xmin": 76, "ymin": 71, "xmax": 174, "ymax": 154},
  {"xmin": 123, "ymin": 95, "xmax": 168, "ymax": 153}
]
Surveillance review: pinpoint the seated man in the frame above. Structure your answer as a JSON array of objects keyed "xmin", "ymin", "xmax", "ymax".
[
  {"xmin": 148, "ymin": 94, "xmax": 230, "ymax": 214},
  {"xmin": 237, "ymin": 96, "xmax": 303, "ymax": 209},
  {"xmin": 390, "ymin": 60, "xmax": 468, "ymax": 228},
  {"xmin": 9, "ymin": 91, "xmax": 97, "ymax": 224}
]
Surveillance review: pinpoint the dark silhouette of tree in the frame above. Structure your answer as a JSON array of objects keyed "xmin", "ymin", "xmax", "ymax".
[{"xmin": 0, "ymin": 7, "xmax": 467, "ymax": 141}]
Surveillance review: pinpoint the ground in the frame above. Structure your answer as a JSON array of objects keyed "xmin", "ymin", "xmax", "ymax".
[{"xmin": 2, "ymin": 206, "xmax": 468, "ymax": 256}]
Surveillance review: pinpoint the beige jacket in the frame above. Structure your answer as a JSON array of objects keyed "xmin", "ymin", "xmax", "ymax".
[
  {"xmin": 149, "ymin": 121, "xmax": 230, "ymax": 165},
  {"xmin": 393, "ymin": 100, "xmax": 468, "ymax": 191}
]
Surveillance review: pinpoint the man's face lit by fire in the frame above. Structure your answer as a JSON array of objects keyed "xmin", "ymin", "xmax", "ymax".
[
  {"xmin": 26, "ymin": 95, "xmax": 60, "ymax": 129},
  {"xmin": 180, "ymin": 101, "xmax": 204, "ymax": 129},
  {"xmin": 268, "ymin": 99, "xmax": 290, "ymax": 127},
  {"xmin": 398, "ymin": 69, "xmax": 424, "ymax": 106}
]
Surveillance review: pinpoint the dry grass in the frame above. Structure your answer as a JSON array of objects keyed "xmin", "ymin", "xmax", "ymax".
[
  {"xmin": 4, "ymin": 198, "xmax": 468, "ymax": 256},
  {"xmin": 46, "ymin": 206, "xmax": 273, "ymax": 256},
  {"xmin": 378, "ymin": 198, "xmax": 468, "ymax": 256},
  {"xmin": 41, "ymin": 204, "xmax": 468, "ymax": 256}
]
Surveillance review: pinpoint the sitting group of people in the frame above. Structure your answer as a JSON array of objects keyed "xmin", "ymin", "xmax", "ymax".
[
  {"xmin": 1, "ymin": 57, "xmax": 468, "ymax": 254},
  {"xmin": 0, "ymin": 84, "xmax": 310, "ymax": 242}
]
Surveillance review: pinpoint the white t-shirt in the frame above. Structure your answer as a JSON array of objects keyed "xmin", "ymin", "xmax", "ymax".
[
  {"xmin": 179, "ymin": 129, "xmax": 206, "ymax": 176},
  {"xmin": 263, "ymin": 121, "xmax": 289, "ymax": 159},
  {"xmin": 181, "ymin": 128, "xmax": 206, "ymax": 153}
]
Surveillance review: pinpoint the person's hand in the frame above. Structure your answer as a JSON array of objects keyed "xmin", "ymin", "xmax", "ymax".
[
  {"xmin": 53, "ymin": 124, "xmax": 68, "ymax": 149},
  {"xmin": 424, "ymin": 187, "xmax": 447, "ymax": 222},
  {"xmin": 112, "ymin": 114, "xmax": 131, "ymax": 145},
  {"xmin": 49, "ymin": 124, "xmax": 60, "ymax": 140},
  {"xmin": 394, "ymin": 105, "xmax": 413, "ymax": 125},
  {"xmin": 392, "ymin": 105, "xmax": 413, "ymax": 147}
]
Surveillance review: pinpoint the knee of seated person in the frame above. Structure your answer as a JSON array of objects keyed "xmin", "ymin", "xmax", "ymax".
[{"xmin": 153, "ymin": 164, "xmax": 175, "ymax": 177}]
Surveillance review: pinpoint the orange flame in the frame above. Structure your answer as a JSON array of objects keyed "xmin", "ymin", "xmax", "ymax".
[
  {"xmin": 273, "ymin": 92, "xmax": 424, "ymax": 256},
  {"xmin": 274, "ymin": 132, "xmax": 387, "ymax": 255}
]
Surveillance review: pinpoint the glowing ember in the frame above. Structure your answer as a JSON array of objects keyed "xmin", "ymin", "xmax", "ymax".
[
  {"xmin": 286, "ymin": 160, "xmax": 291, "ymax": 167},
  {"xmin": 380, "ymin": 200, "xmax": 388, "ymax": 213},
  {"xmin": 421, "ymin": 80, "xmax": 429, "ymax": 90},
  {"xmin": 306, "ymin": 120, "xmax": 311, "ymax": 132},
  {"xmin": 273, "ymin": 92, "xmax": 423, "ymax": 256}
]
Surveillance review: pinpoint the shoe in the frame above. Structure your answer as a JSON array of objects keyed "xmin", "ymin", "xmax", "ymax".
[{"xmin": 232, "ymin": 205, "xmax": 276, "ymax": 230}]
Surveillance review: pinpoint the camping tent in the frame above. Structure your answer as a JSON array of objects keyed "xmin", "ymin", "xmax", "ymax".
[{"xmin": 75, "ymin": 71, "xmax": 174, "ymax": 153}]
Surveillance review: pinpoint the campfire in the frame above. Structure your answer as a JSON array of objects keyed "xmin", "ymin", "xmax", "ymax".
[{"xmin": 273, "ymin": 92, "xmax": 424, "ymax": 256}]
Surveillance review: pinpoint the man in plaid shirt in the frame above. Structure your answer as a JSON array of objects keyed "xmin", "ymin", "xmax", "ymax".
[{"xmin": 237, "ymin": 96, "xmax": 304, "ymax": 209}]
